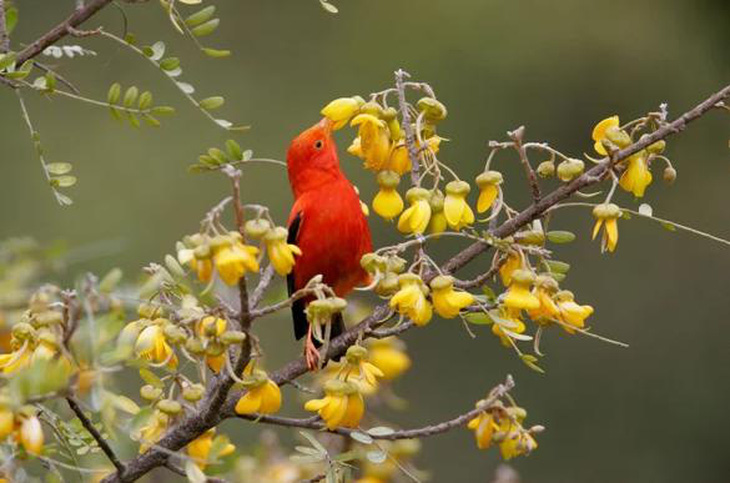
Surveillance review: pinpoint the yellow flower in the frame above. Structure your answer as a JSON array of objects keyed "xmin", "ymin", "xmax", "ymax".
[
  {"xmin": 347, "ymin": 136, "xmax": 363, "ymax": 157},
  {"xmin": 137, "ymin": 410, "xmax": 169, "ymax": 453},
  {"xmin": 190, "ymin": 257, "xmax": 213, "ymax": 284},
  {"xmin": 264, "ymin": 227, "xmax": 302, "ymax": 276},
  {"xmin": 430, "ymin": 275, "xmax": 474, "ymax": 319},
  {"xmin": 304, "ymin": 380, "xmax": 364, "ymax": 429},
  {"xmin": 235, "ymin": 371, "xmax": 282, "ymax": 415},
  {"xmin": 19, "ymin": 414, "xmax": 44, "ymax": 455},
  {"xmin": 427, "ymin": 189, "xmax": 447, "ymax": 235},
  {"xmin": 467, "ymin": 411, "xmax": 498, "ymax": 450},
  {"xmin": 0, "ymin": 407, "xmax": 14, "ymax": 439},
  {"xmin": 592, "ymin": 203, "xmax": 621, "ymax": 253},
  {"xmin": 214, "ymin": 241, "xmax": 260, "ymax": 285},
  {"xmin": 491, "ymin": 308, "xmax": 526, "ymax": 347},
  {"xmin": 321, "ymin": 97, "xmax": 362, "ymax": 130},
  {"xmin": 389, "ymin": 273, "xmax": 432, "ymax": 326},
  {"xmin": 387, "ymin": 142, "xmax": 412, "ymax": 175},
  {"xmin": 351, "ymin": 114, "xmax": 391, "ymax": 171},
  {"xmin": 334, "ymin": 345, "xmax": 385, "ymax": 395},
  {"xmin": 527, "ymin": 275, "xmax": 560, "ymax": 324},
  {"xmin": 397, "ymin": 188, "xmax": 432, "ymax": 235},
  {"xmin": 0, "ymin": 344, "xmax": 32, "ymax": 374},
  {"xmin": 498, "ymin": 253, "xmax": 521, "ymax": 287},
  {"xmin": 498, "ymin": 422, "xmax": 538, "ymax": 460},
  {"xmin": 187, "ymin": 429, "xmax": 236, "ymax": 470},
  {"xmin": 475, "ymin": 171, "xmax": 503, "ymax": 213},
  {"xmin": 556, "ymin": 290, "xmax": 594, "ymax": 333},
  {"xmin": 591, "ymin": 115, "xmax": 620, "ymax": 155},
  {"xmin": 619, "ymin": 152, "xmax": 653, "ymax": 198},
  {"xmin": 197, "ymin": 316, "xmax": 227, "ymax": 373},
  {"xmin": 502, "ymin": 269, "xmax": 539, "ymax": 311},
  {"xmin": 443, "ymin": 181, "xmax": 474, "ymax": 230},
  {"xmin": 372, "ymin": 171, "xmax": 404, "ymax": 221},
  {"xmin": 367, "ymin": 337, "xmax": 411, "ymax": 381},
  {"xmin": 135, "ymin": 323, "xmax": 178, "ymax": 368}
]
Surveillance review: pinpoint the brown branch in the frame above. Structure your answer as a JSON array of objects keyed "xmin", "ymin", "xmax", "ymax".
[
  {"xmin": 395, "ymin": 69, "xmax": 420, "ymax": 185},
  {"xmin": 0, "ymin": 0, "xmax": 10, "ymax": 52},
  {"xmin": 509, "ymin": 126, "xmax": 541, "ymax": 203},
  {"xmin": 440, "ymin": 82, "xmax": 730, "ymax": 278},
  {"xmin": 100, "ymin": 82, "xmax": 730, "ymax": 483},
  {"xmin": 66, "ymin": 397, "xmax": 125, "ymax": 474},
  {"xmin": 15, "ymin": 0, "xmax": 114, "ymax": 66},
  {"xmin": 235, "ymin": 375, "xmax": 514, "ymax": 440}
]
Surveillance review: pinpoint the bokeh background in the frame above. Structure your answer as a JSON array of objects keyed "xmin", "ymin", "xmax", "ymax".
[{"xmin": 1, "ymin": 0, "xmax": 729, "ymax": 481}]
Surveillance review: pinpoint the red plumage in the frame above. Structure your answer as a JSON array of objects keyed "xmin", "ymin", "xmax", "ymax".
[{"xmin": 285, "ymin": 119, "xmax": 372, "ymax": 368}]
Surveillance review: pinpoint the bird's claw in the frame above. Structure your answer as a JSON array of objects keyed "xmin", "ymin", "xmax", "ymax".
[{"xmin": 304, "ymin": 337, "xmax": 320, "ymax": 372}]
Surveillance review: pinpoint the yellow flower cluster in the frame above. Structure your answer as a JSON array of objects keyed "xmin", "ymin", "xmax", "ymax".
[
  {"xmin": 592, "ymin": 115, "xmax": 667, "ymax": 198},
  {"xmin": 387, "ymin": 272, "xmax": 476, "ymax": 326},
  {"xmin": 177, "ymin": 221, "xmax": 303, "ymax": 285},
  {"xmin": 467, "ymin": 404, "xmax": 539, "ymax": 460},
  {"xmin": 304, "ymin": 379, "xmax": 365, "ymax": 430}
]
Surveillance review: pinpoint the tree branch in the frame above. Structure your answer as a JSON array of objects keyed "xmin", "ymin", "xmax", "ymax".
[
  {"xmin": 440, "ymin": 82, "xmax": 730, "ymax": 277},
  {"xmin": 0, "ymin": 0, "xmax": 10, "ymax": 53},
  {"xmin": 395, "ymin": 69, "xmax": 420, "ymax": 185},
  {"xmin": 66, "ymin": 397, "xmax": 125, "ymax": 474},
  {"xmin": 509, "ymin": 126, "xmax": 541, "ymax": 203},
  {"xmin": 15, "ymin": 0, "xmax": 114, "ymax": 66},
  {"xmin": 235, "ymin": 375, "xmax": 515, "ymax": 440}
]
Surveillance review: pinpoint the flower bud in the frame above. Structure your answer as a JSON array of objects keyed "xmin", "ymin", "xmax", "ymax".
[
  {"xmin": 510, "ymin": 269, "xmax": 536, "ymax": 285},
  {"xmin": 445, "ymin": 180, "xmax": 471, "ymax": 196},
  {"xmin": 163, "ymin": 325, "xmax": 187, "ymax": 345},
  {"xmin": 185, "ymin": 338, "xmax": 205, "ymax": 355},
  {"xmin": 157, "ymin": 399, "xmax": 182, "ymax": 415},
  {"xmin": 429, "ymin": 275, "xmax": 455, "ymax": 291},
  {"xmin": 193, "ymin": 244, "xmax": 212, "ymax": 260},
  {"xmin": 182, "ymin": 384, "xmax": 205, "ymax": 402},
  {"xmin": 244, "ymin": 219, "xmax": 272, "ymax": 239},
  {"xmin": 140, "ymin": 385, "xmax": 163, "ymax": 401},
  {"xmin": 518, "ymin": 230, "xmax": 545, "ymax": 246},
  {"xmin": 557, "ymin": 158, "xmax": 585, "ymax": 182},
  {"xmin": 643, "ymin": 135, "xmax": 666, "ymax": 155},
  {"xmin": 416, "ymin": 97, "xmax": 447, "ymax": 121},
  {"xmin": 604, "ymin": 126, "xmax": 632, "ymax": 148},
  {"xmin": 385, "ymin": 256, "xmax": 407, "ymax": 274},
  {"xmin": 476, "ymin": 170, "xmax": 503, "ymax": 187},
  {"xmin": 663, "ymin": 166, "xmax": 677, "ymax": 184},
  {"xmin": 360, "ymin": 101, "xmax": 384, "ymax": 118},
  {"xmin": 35, "ymin": 311, "xmax": 63, "ymax": 327},
  {"xmin": 376, "ymin": 170, "xmax": 400, "ymax": 189},
  {"xmin": 375, "ymin": 273, "xmax": 399, "ymax": 296},
  {"xmin": 206, "ymin": 342, "xmax": 225, "ymax": 357},
  {"xmin": 536, "ymin": 160, "xmax": 555, "ymax": 178},
  {"xmin": 221, "ymin": 330, "xmax": 247, "ymax": 344},
  {"xmin": 12, "ymin": 322, "xmax": 35, "ymax": 340},
  {"xmin": 360, "ymin": 253, "xmax": 387, "ymax": 273},
  {"xmin": 345, "ymin": 345, "xmax": 368, "ymax": 363}
]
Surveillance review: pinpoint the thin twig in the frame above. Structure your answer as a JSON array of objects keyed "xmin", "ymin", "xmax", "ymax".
[
  {"xmin": 0, "ymin": 0, "xmax": 10, "ymax": 52},
  {"xmin": 395, "ymin": 69, "xmax": 420, "ymax": 185},
  {"xmin": 66, "ymin": 397, "xmax": 125, "ymax": 473},
  {"xmin": 509, "ymin": 126, "xmax": 541, "ymax": 203}
]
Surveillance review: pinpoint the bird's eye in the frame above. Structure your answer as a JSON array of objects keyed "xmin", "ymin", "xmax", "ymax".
[{"xmin": 314, "ymin": 139, "xmax": 324, "ymax": 150}]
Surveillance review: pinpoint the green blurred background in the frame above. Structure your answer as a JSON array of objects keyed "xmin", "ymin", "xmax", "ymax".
[{"xmin": 1, "ymin": 0, "xmax": 729, "ymax": 481}]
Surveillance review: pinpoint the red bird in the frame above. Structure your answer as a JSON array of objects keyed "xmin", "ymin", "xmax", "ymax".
[{"xmin": 286, "ymin": 118, "xmax": 372, "ymax": 370}]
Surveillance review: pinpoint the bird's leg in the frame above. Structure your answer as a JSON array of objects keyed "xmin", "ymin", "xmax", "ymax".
[{"xmin": 304, "ymin": 323, "xmax": 320, "ymax": 371}]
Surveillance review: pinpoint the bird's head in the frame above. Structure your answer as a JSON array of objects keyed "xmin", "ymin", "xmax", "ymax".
[{"xmin": 286, "ymin": 118, "xmax": 342, "ymax": 195}]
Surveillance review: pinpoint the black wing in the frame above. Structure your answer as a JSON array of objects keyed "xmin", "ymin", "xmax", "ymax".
[{"xmin": 288, "ymin": 212, "xmax": 309, "ymax": 340}]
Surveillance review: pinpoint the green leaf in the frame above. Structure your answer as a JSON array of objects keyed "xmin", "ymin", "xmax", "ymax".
[
  {"xmin": 44, "ymin": 71, "xmax": 56, "ymax": 92},
  {"xmin": 191, "ymin": 18, "xmax": 220, "ymax": 37},
  {"xmin": 151, "ymin": 106, "xmax": 176, "ymax": 116},
  {"xmin": 199, "ymin": 96, "xmax": 224, "ymax": 110},
  {"xmin": 225, "ymin": 139, "xmax": 243, "ymax": 160},
  {"xmin": 185, "ymin": 6, "xmax": 216, "ymax": 27},
  {"xmin": 202, "ymin": 48, "xmax": 231, "ymax": 58},
  {"xmin": 545, "ymin": 260, "xmax": 570, "ymax": 274},
  {"xmin": 320, "ymin": 0, "xmax": 339, "ymax": 14},
  {"xmin": 50, "ymin": 175, "xmax": 77, "ymax": 188},
  {"xmin": 521, "ymin": 354, "xmax": 545, "ymax": 374},
  {"xmin": 5, "ymin": 60, "xmax": 32, "ymax": 79},
  {"xmin": 661, "ymin": 222, "xmax": 677, "ymax": 232},
  {"xmin": 128, "ymin": 113, "xmax": 140, "ymax": 128},
  {"xmin": 138, "ymin": 91, "xmax": 153, "ymax": 110},
  {"xmin": 107, "ymin": 83, "xmax": 122, "ymax": 104},
  {"xmin": 367, "ymin": 426, "xmax": 395, "ymax": 437},
  {"xmin": 0, "ymin": 52, "xmax": 16, "ymax": 70},
  {"xmin": 46, "ymin": 162, "xmax": 72, "ymax": 175},
  {"xmin": 299, "ymin": 431, "xmax": 327, "ymax": 454},
  {"xmin": 208, "ymin": 147, "xmax": 228, "ymax": 164},
  {"xmin": 350, "ymin": 431, "xmax": 373, "ymax": 445},
  {"xmin": 366, "ymin": 450, "xmax": 387, "ymax": 464},
  {"xmin": 159, "ymin": 57, "xmax": 181, "ymax": 71},
  {"xmin": 123, "ymin": 86, "xmax": 139, "ymax": 107},
  {"xmin": 546, "ymin": 230, "xmax": 576, "ymax": 244},
  {"xmin": 139, "ymin": 368, "xmax": 164, "ymax": 388},
  {"xmin": 5, "ymin": 7, "xmax": 18, "ymax": 35},
  {"xmin": 142, "ymin": 114, "xmax": 160, "ymax": 127},
  {"xmin": 124, "ymin": 33, "xmax": 137, "ymax": 45},
  {"xmin": 464, "ymin": 312, "xmax": 492, "ymax": 325},
  {"xmin": 109, "ymin": 106, "xmax": 123, "ymax": 121}
]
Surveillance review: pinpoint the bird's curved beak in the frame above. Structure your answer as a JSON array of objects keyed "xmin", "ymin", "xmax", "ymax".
[{"xmin": 318, "ymin": 117, "xmax": 333, "ymax": 135}]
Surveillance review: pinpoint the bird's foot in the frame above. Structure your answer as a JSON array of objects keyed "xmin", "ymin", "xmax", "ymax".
[{"xmin": 304, "ymin": 336, "xmax": 320, "ymax": 372}]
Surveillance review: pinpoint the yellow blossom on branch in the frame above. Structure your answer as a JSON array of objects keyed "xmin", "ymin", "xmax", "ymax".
[
  {"xmin": 556, "ymin": 290, "xmax": 594, "ymax": 333},
  {"xmin": 592, "ymin": 203, "xmax": 621, "ymax": 253},
  {"xmin": 429, "ymin": 275, "xmax": 474, "ymax": 318},
  {"xmin": 263, "ymin": 227, "xmax": 302, "ymax": 276},
  {"xmin": 498, "ymin": 253, "xmax": 522, "ymax": 287},
  {"xmin": 467, "ymin": 411, "xmax": 499, "ymax": 450},
  {"xmin": 475, "ymin": 170, "xmax": 503, "ymax": 213},
  {"xmin": 187, "ymin": 429, "xmax": 236, "ymax": 470},
  {"xmin": 351, "ymin": 113, "xmax": 391, "ymax": 171},
  {"xmin": 397, "ymin": 188, "xmax": 432, "ymax": 235},
  {"xmin": 214, "ymin": 239, "xmax": 260, "ymax": 285},
  {"xmin": 427, "ymin": 189, "xmax": 448, "ymax": 235},
  {"xmin": 304, "ymin": 379, "xmax": 365, "ymax": 430},
  {"xmin": 591, "ymin": 115, "xmax": 620, "ymax": 155},
  {"xmin": 443, "ymin": 180, "xmax": 475, "ymax": 230},
  {"xmin": 366, "ymin": 337, "xmax": 411, "ymax": 381},
  {"xmin": 372, "ymin": 171, "xmax": 404, "ymax": 221},
  {"xmin": 235, "ymin": 370, "xmax": 282, "ymax": 415},
  {"xmin": 389, "ymin": 273, "xmax": 432, "ymax": 326},
  {"xmin": 321, "ymin": 97, "xmax": 363, "ymax": 130},
  {"xmin": 619, "ymin": 152, "xmax": 653, "ymax": 198},
  {"xmin": 502, "ymin": 269, "xmax": 540, "ymax": 311}
]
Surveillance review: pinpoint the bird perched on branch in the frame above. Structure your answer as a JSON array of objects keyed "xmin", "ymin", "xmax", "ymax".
[{"xmin": 286, "ymin": 118, "xmax": 372, "ymax": 370}]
